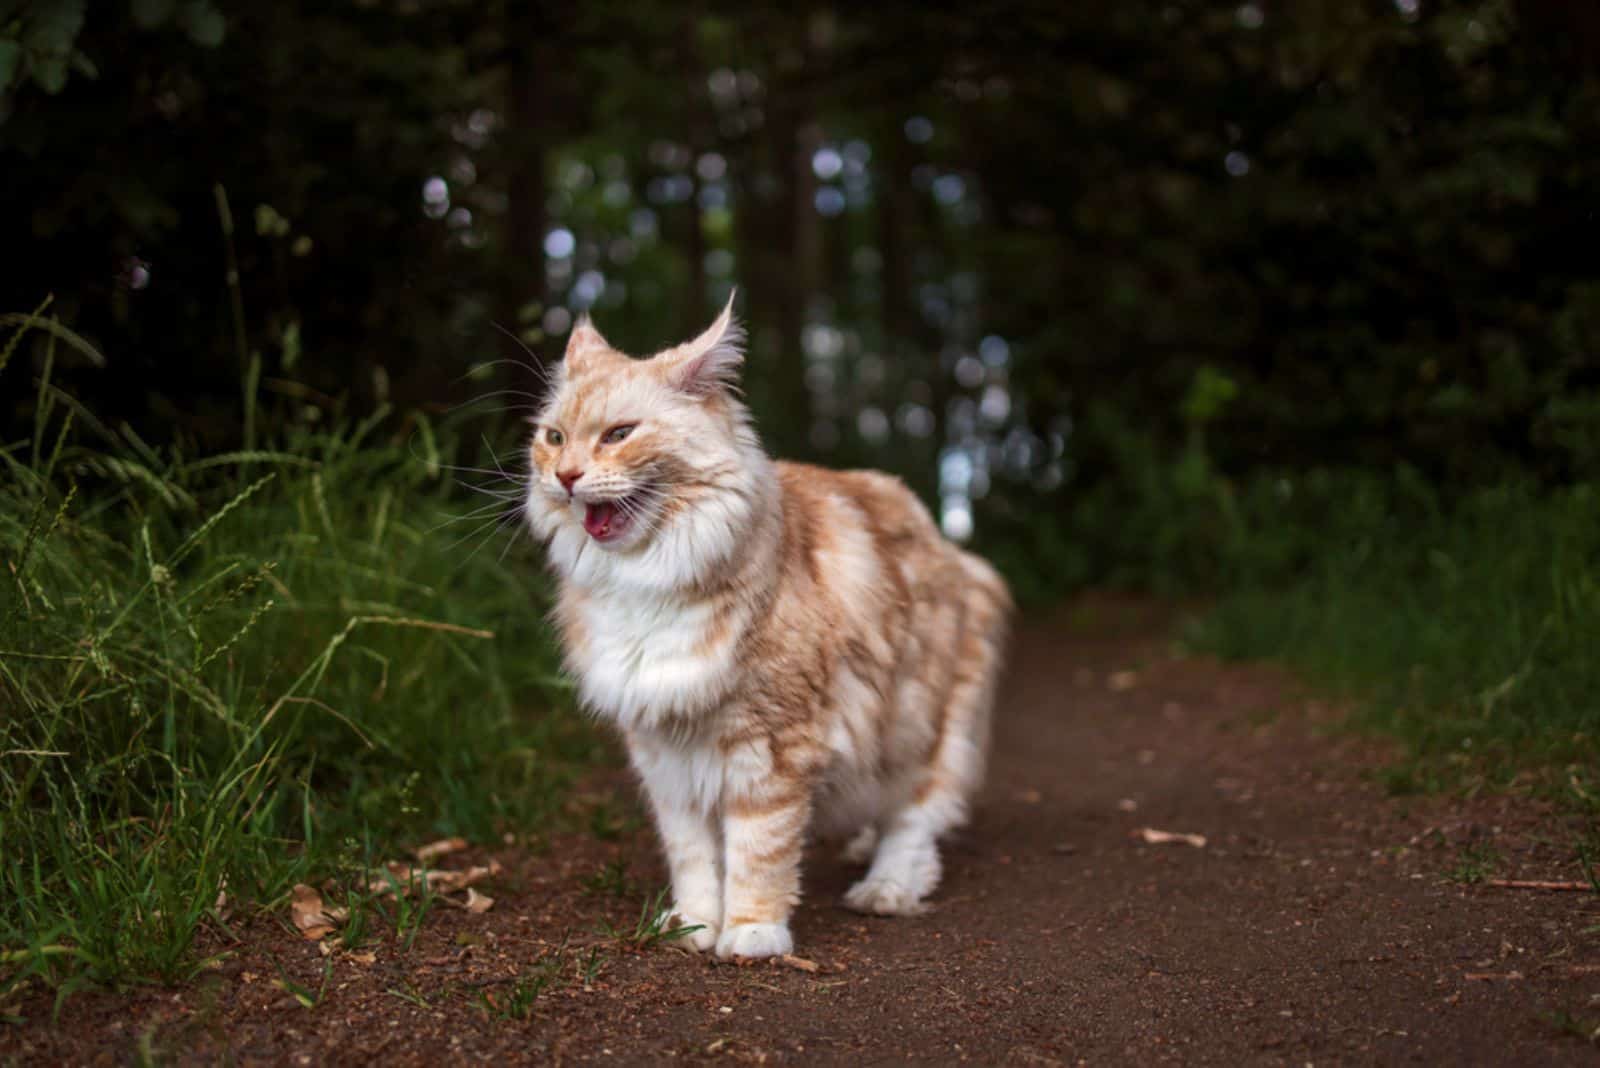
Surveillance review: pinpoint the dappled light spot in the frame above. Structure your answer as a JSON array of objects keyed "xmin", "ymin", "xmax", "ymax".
[
  {"xmin": 544, "ymin": 227, "xmax": 575, "ymax": 259},
  {"xmin": 814, "ymin": 187, "xmax": 846, "ymax": 216},
  {"xmin": 940, "ymin": 496, "xmax": 973, "ymax": 541}
]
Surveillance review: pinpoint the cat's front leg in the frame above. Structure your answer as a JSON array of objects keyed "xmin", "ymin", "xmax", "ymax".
[
  {"xmin": 717, "ymin": 775, "xmax": 811, "ymax": 960},
  {"xmin": 628, "ymin": 734, "xmax": 721, "ymax": 952},
  {"xmin": 652, "ymin": 801, "xmax": 722, "ymax": 951}
]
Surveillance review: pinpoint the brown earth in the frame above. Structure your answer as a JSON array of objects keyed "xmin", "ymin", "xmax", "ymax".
[{"xmin": 5, "ymin": 597, "xmax": 1599, "ymax": 1065}]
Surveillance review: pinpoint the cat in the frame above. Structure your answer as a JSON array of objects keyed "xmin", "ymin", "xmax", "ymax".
[{"xmin": 523, "ymin": 295, "xmax": 1011, "ymax": 960}]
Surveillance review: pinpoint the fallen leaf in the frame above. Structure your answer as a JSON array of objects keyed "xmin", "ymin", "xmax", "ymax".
[
  {"xmin": 368, "ymin": 859, "xmax": 503, "ymax": 897},
  {"xmin": 463, "ymin": 888, "xmax": 495, "ymax": 914},
  {"xmin": 414, "ymin": 836, "xmax": 468, "ymax": 864},
  {"xmin": 1108, "ymin": 670, "xmax": 1139, "ymax": 691},
  {"xmin": 290, "ymin": 883, "xmax": 346, "ymax": 940},
  {"xmin": 348, "ymin": 951, "xmax": 377, "ymax": 965},
  {"xmin": 1134, "ymin": 827, "xmax": 1207, "ymax": 848},
  {"xmin": 777, "ymin": 954, "xmax": 820, "ymax": 973}
]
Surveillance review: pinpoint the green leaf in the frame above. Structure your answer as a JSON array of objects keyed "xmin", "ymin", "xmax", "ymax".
[
  {"xmin": 179, "ymin": 1, "xmax": 225, "ymax": 48},
  {"xmin": 130, "ymin": 0, "xmax": 177, "ymax": 28},
  {"xmin": 0, "ymin": 41, "xmax": 20, "ymax": 89},
  {"xmin": 31, "ymin": 53, "xmax": 69, "ymax": 95}
]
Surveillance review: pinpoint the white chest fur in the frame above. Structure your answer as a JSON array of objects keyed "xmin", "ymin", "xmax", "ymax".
[{"xmin": 567, "ymin": 588, "xmax": 741, "ymax": 728}]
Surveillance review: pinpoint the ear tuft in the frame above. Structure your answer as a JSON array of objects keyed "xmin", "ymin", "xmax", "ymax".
[
  {"xmin": 669, "ymin": 291, "xmax": 744, "ymax": 397},
  {"xmin": 564, "ymin": 314, "xmax": 611, "ymax": 374}
]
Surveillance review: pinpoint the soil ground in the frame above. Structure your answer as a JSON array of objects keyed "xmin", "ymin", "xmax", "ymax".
[{"xmin": 6, "ymin": 596, "xmax": 1599, "ymax": 1065}]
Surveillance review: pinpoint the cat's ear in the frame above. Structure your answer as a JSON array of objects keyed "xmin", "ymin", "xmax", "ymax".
[
  {"xmin": 563, "ymin": 314, "xmax": 610, "ymax": 375},
  {"xmin": 664, "ymin": 291, "xmax": 744, "ymax": 397}
]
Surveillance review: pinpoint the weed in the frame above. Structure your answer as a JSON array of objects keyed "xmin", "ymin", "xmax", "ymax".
[
  {"xmin": 475, "ymin": 951, "xmax": 566, "ymax": 1021},
  {"xmin": 1447, "ymin": 841, "xmax": 1501, "ymax": 885},
  {"xmin": 582, "ymin": 858, "xmax": 638, "ymax": 899},
  {"xmin": 580, "ymin": 945, "xmax": 607, "ymax": 986},
  {"xmin": 272, "ymin": 957, "xmax": 333, "ymax": 1011},
  {"xmin": 386, "ymin": 981, "xmax": 431, "ymax": 1009},
  {"xmin": 600, "ymin": 888, "xmax": 703, "ymax": 950},
  {"xmin": 384, "ymin": 870, "xmax": 438, "ymax": 953},
  {"xmin": 1546, "ymin": 1008, "xmax": 1600, "ymax": 1045}
]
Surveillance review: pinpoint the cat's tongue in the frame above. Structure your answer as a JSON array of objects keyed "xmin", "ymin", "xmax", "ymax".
[{"xmin": 583, "ymin": 501, "xmax": 620, "ymax": 540}]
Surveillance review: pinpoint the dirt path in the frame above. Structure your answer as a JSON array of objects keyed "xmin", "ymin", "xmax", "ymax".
[{"xmin": 8, "ymin": 597, "xmax": 1599, "ymax": 1064}]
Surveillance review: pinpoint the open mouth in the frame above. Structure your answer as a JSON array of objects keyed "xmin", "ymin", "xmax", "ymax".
[{"xmin": 582, "ymin": 494, "xmax": 642, "ymax": 543}]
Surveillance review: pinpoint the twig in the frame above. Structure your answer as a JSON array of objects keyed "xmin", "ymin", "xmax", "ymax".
[
  {"xmin": 1134, "ymin": 827, "xmax": 1207, "ymax": 848},
  {"xmin": 1483, "ymin": 879, "xmax": 1594, "ymax": 892},
  {"xmin": 776, "ymin": 954, "xmax": 820, "ymax": 973}
]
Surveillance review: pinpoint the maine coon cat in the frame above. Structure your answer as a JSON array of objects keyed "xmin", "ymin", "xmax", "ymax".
[{"xmin": 523, "ymin": 297, "xmax": 1011, "ymax": 959}]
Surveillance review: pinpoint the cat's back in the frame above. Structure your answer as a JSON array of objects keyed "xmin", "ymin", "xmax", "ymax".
[{"xmin": 772, "ymin": 460, "xmax": 978, "ymax": 602}]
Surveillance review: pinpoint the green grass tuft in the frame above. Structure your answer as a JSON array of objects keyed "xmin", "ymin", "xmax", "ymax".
[
  {"xmin": 1188, "ymin": 479, "xmax": 1600, "ymax": 814},
  {"xmin": 1, "ymin": 316, "xmax": 593, "ymax": 992}
]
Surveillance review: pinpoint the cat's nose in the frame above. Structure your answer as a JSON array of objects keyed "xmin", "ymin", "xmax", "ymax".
[{"xmin": 557, "ymin": 469, "xmax": 583, "ymax": 494}]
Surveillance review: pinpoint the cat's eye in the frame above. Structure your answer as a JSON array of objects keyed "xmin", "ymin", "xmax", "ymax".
[
  {"xmin": 600, "ymin": 423, "xmax": 636, "ymax": 446},
  {"xmin": 545, "ymin": 427, "xmax": 565, "ymax": 446}
]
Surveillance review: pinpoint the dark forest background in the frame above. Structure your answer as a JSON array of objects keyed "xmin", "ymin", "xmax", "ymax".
[{"xmin": 5, "ymin": 0, "xmax": 1600, "ymax": 587}]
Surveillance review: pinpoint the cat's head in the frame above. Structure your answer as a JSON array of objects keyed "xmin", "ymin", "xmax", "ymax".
[{"xmin": 524, "ymin": 295, "xmax": 770, "ymax": 585}]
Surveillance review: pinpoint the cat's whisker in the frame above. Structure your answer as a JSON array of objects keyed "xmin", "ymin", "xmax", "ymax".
[
  {"xmin": 431, "ymin": 496, "xmax": 522, "ymax": 526},
  {"xmin": 444, "ymin": 505, "xmax": 527, "ymax": 564},
  {"xmin": 485, "ymin": 323, "xmax": 556, "ymax": 387},
  {"xmin": 435, "ymin": 459, "xmax": 530, "ymax": 479},
  {"xmin": 452, "ymin": 483, "xmax": 526, "ymax": 507}
]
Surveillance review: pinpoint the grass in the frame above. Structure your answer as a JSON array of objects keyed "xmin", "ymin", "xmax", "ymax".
[
  {"xmin": 0, "ymin": 313, "xmax": 597, "ymax": 995},
  {"xmin": 1447, "ymin": 841, "xmax": 1502, "ymax": 886},
  {"xmin": 1186, "ymin": 475, "xmax": 1600, "ymax": 820},
  {"xmin": 597, "ymin": 887, "xmax": 703, "ymax": 950}
]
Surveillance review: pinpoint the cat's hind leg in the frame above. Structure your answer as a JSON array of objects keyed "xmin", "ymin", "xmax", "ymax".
[{"xmin": 845, "ymin": 554, "xmax": 1009, "ymax": 915}]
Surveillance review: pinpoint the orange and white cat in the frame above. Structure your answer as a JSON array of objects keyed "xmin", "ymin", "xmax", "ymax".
[{"xmin": 524, "ymin": 296, "xmax": 1011, "ymax": 959}]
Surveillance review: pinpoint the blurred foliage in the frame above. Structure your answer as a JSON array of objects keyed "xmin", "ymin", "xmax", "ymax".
[{"xmin": 4, "ymin": 0, "xmax": 1600, "ymax": 578}]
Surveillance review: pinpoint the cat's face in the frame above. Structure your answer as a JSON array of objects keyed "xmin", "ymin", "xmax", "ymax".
[{"xmin": 526, "ymin": 300, "xmax": 753, "ymax": 558}]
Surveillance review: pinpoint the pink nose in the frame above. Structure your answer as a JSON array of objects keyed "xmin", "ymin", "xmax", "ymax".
[{"xmin": 557, "ymin": 469, "xmax": 582, "ymax": 493}]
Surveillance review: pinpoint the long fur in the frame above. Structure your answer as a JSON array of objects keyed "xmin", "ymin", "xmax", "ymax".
[{"xmin": 524, "ymin": 299, "xmax": 1012, "ymax": 959}]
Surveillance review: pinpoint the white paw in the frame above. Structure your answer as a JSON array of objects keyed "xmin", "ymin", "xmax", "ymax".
[
  {"xmin": 843, "ymin": 876, "xmax": 928, "ymax": 916},
  {"xmin": 668, "ymin": 909, "xmax": 719, "ymax": 952},
  {"xmin": 714, "ymin": 923, "xmax": 793, "ymax": 960},
  {"xmin": 841, "ymin": 826, "xmax": 878, "ymax": 864}
]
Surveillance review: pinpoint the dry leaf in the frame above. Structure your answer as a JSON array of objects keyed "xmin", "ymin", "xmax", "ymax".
[
  {"xmin": 1108, "ymin": 670, "xmax": 1139, "ymax": 691},
  {"xmin": 777, "ymin": 954, "xmax": 820, "ymax": 973},
  {"xmin": 414, "ymin": 836, "xmax": 468, "ymax": 864},
  {"xmin": 348, "ymin": 951, "xmax": 377, "ymax": 965},
  {"xmin": 1134, "ymin": 827, "xmax": 1207, "ymax": 848},
  {"xmin": 290, "ymin": 883, "xmax": 346, "ymax": 940},
  {"xmin": 368, "ymin": 859, "xmax": 502, "ymax": 897},
  {"xmin": 463, "ymin": 888, "xmax": 495, "ymax": 914}
]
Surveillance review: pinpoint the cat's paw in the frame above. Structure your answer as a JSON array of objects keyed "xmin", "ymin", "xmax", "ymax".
[
  {"xmin": 843, "ymin": 876, "xmax": 929, "ymax": 916},
  {"xmin": 667, "ymin": 909, "xmax": 719, "ymax": 952},
  {"xmin": 714, "ymin": 923, "xmax": 793, "ymax": 960}
]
